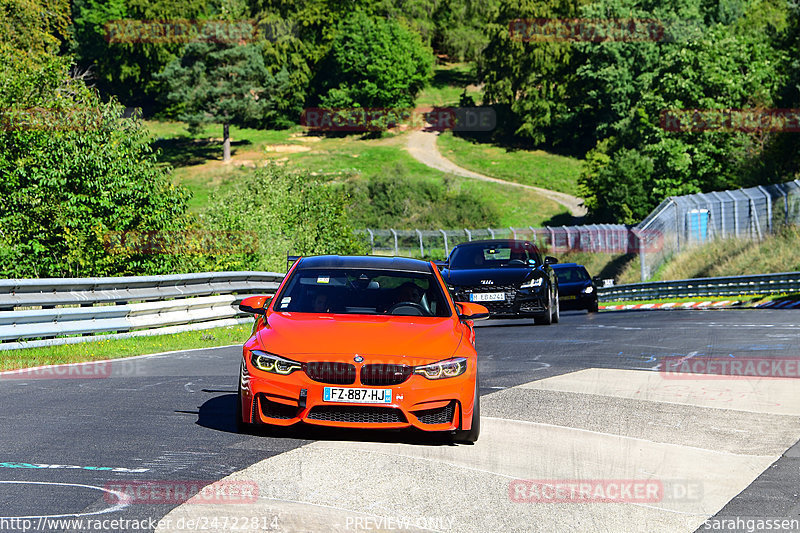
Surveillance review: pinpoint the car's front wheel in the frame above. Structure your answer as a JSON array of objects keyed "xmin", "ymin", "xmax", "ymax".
[
  {"xmin": 236, "ymin": 381, "xmax": 255, "ymax": 434},
  {"xmin": 453, "ymin": 377, "xmax": 480, "ymax": 444},
  {"xmin": 534, "ymin": 287, "xmax": 553, "ymax": 325},
  {"xmin": 552, "ymin": 289, "xmax": 560, "ymax": 323}
]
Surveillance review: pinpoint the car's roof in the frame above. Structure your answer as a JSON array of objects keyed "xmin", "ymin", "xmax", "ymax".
[
  {"xmin": 453, "ymin": 239, "xmax": 536, "ymax": 247},
  {"xmin": 552, "ymin": 263, "xmax": 583, "ymax": 269},
  {"xmin": 296, "ymin": 255, "xmax": 433, "ymax": 273}
]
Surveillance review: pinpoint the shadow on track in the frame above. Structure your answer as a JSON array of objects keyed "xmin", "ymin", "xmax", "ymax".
[{"xmin": 192, "ymin": 393, "xmax": 463, "ymax": 446}]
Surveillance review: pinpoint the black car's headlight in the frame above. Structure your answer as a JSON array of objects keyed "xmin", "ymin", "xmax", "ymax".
[
  {"xmin": 250, "ymin": 350, "xmax": 302, "ymax": 375},
  {"xmin": 582, "ymin": 286, "xmax": 595, "ymax": 294},
  {"xmin": 520, "ymin": 277, "xmax": 544, "ymax": 289},
  {"xmin": 413, "ymin": 357, "xmax": 467, "ymax": 379}
]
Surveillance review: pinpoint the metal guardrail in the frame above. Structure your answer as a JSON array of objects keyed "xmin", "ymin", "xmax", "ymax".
[
  {"xmin": 598, "ymin": 271, "xmax": 800, "ymax": 302},
  {"xmin": 0, "ymin": 272, "xmax": 285, "ymax": 350}
]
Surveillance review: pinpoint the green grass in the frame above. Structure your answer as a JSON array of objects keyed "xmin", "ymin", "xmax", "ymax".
[
  {"xmin": 416, "ymin": 63, "xmax": 482, "ymax": 107},
  {"xmin": 146, "ymin": 120, "xmax": 302, "ymax": 212},
  {"xmin": 146, "ymin": 119, "xmax": 571, "ymax": 228},
  {"xmin": 1, "ymin": 323, "xmax": 252, "ymax": 372},
  {"xmin": 436, "ymin": 132, "xmax": 583, "ymax": 196}
]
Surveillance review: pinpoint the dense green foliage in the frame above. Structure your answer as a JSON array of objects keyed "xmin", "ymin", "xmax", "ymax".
[
  {"xmin": 158, "ymin": 40, "xmax": 293, "ymax": 160},
  {"xmin": 200, "ymin": 166, "xmax": 369, "ymax": 272},
  {"xmin": 309, "ymin": 12, "xmax": 433, "ymax": 108},
  {"xmin": 0, "ymin": 55, "xmax": 191, "ymax": 277},
  {"xmin": 481, "ymin": 0, "xmax": 800, "ymax": 223}
]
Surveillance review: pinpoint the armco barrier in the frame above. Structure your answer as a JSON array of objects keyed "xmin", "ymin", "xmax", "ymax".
[
  {"xmin": 598, "ymin": 271, "xmax": 800, "ymax": 302},
  {"xmin": 0, "ymin": 272, "xmax": 284, "ymax": 350}
]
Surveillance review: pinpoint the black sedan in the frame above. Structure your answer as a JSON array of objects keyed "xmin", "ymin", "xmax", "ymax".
[
  {"xmin": 552, "ymin": 263, "xmax": 599, "ymax": 313},
  {"xmin": 440, "ymin": 239, "xmax": 559, "ymax": 325}
]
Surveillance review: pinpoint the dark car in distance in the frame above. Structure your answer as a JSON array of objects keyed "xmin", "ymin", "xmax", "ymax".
[
  {"xmin": 440, "ymin": 240, "xmax": 560, "ymax": 325},
  {"xmin": 552, "ymin": 263, "xmax": 599, "ymax": 313}
]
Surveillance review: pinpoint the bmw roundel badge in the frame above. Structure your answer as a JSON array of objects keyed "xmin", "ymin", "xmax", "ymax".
[{"xmin": 354, "ymin": 355, "xmax": 364, "ymax": 363}]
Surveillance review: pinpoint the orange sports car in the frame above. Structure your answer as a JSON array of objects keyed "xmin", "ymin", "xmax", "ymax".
[{"xmin": 236, "ymin": 255, "xmax": 488, "ymax": 443}]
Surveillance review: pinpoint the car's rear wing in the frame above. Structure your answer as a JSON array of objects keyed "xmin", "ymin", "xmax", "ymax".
[{"xmin": 432, "ymin": 260, "xmax": 447, "ymax": 271}]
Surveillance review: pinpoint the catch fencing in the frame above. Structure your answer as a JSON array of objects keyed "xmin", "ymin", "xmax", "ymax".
[
  {"xmin": 358, "ymin": 180, "xmax": 800, "ymax": 281},
  {"xmin": 357, "ymin": 224, "xmax": 636, "ymax": 259},
  {"xmin": 634, "ymin": 180, "xmax": 800, "ymax": 280}
]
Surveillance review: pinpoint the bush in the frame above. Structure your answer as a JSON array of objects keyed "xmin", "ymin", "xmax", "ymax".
[
  {"xmin": 0, "ymin": 53, "xmax": 192, "ymax": 278},
  {"xmin": 198, "ymin": 165, "xmax": 369, "ymax": 273}
]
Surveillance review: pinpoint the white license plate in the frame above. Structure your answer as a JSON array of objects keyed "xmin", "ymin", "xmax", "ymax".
[
  {"xmin": 470, "ymin": 292, "xmax": 505, "ymax": 302},
  {"xmin": 323, "ymin": 387, "xmax": 392, "ymax": 404}
]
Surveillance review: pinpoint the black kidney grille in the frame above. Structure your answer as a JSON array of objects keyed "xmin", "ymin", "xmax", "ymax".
[
  {"xmin": 304, "ymin": 362, "xmax": 356, "ymax": 384},
  {"xmin": 413, "ymin": 401, "xmax": 456, "ymax": 425},
  {"xmin": 360, "ymin": 364, "xmax": 412, "ymax": 386},
  {"xmin": 307, "ymin": 406, "xmax": 407, "ymax": 424}
]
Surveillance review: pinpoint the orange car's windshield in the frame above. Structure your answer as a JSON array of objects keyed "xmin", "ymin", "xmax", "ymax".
[{"xmin": 273, "ymin": 268, "xmax": 452, "ymax": 317}]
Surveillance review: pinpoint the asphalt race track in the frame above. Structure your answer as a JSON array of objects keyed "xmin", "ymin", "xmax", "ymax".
[{"xmin": 1, "ymin": 309, "xmax": 800, "ymax": 532}]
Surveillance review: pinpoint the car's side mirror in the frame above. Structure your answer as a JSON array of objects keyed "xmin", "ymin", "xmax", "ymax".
[
  {"xmin": 544, "ymin": 256, "xmax": 559, "ymax": 265},
  {"xmin": 239, "ymin": 295, "xmax": 272, "ymax": 316},
  {"xmin": 456, "ymin": 302, "xmax": 490, "ymax": 321}
]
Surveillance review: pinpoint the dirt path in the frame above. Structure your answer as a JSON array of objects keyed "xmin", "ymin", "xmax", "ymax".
[{"xmin": 406, "ymin": 130, "xmax": 587, "ymax": 217}]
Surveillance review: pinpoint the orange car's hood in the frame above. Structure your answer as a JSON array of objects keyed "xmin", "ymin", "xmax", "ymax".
[{"xmin": 255, "ymin": 312, "xmax": 463, "ymax": 364}]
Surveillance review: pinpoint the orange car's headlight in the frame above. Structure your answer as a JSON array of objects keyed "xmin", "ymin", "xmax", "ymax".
[
  {"xmin": 251, "ymin": 350, "xmax": 302, "ymax": 375},
  {"xmin": 413, "ymin": 357, "xmax": 467, "ymax": 380}
]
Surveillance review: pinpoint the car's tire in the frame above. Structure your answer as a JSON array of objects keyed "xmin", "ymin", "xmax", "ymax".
[
  {"xmin": 552, "ymin": 289, "xmax": 560, "ymax": 323},
  {"xmin": 236, "ymin": 381, "xmax": 256, "ymax": 434},
  {"xmin": 534, "ymin": 287, "xmax": 553, "ymax": 325},
  {"xmin": 453, "ymin": 377, "xmax": 480, "ymax": 444}
]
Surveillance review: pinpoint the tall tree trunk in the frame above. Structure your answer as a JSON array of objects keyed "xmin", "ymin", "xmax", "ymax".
[{"xmin": 223, "ymin": 122, "xmax": 231, "ymax": 163}]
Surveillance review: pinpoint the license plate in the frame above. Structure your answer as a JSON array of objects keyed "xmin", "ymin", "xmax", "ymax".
[
  {"xmin": 470, "ymin": 292, "xmax": 505, "ymax": 302},
  {"xmin": 561, "ymin": 295, "xmax": 577, "ymax": 301},
  {"xmin": 323, "ymin": 387, "xmax": 392, "ymax": 404}
]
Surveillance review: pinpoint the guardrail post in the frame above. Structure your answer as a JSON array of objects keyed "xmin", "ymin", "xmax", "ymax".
[
  {"xmin": 529, "ymin": 226, "xmax": 536, "ymax": 245},
  {"xmin": 390, "ymin": 229, "xmax": 399, "ymax": 256},
  {"xmin": 464, "ymin": 228, "xmax": 472, "ymax": 242},
  {"xmin": 416, "ymin": 229, "xmax": 425, "ymax": 257},
  {"xmin": 547, "ymin": 227, "xmax": 555, "ymax": 250},
  {"xmin": 510, "ymin": 227, "xmax": 516, "ymax": 240},
  {"xmin": 487, "ymin": 228, "xmax": 495, "ymax": 239},
  {"xmin": 439, "ymin": 229, "xmax": 449, "ymax": 256}
]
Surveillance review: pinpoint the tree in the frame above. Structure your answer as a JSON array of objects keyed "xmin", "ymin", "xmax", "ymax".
[
  {"xmin": 0, "ymin": 52, "xmax": 192, "ymax": 277},
  {"xmin": 158, "ymin": 41, "xmax": 292, "ymax": 162},
  {"xmin": 70, "ymin": 0, "xmax": 212, "ymax": 107},
  {"xmin": 309, "ymin": 11, "xmax": 434, "ymax": 109}
]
